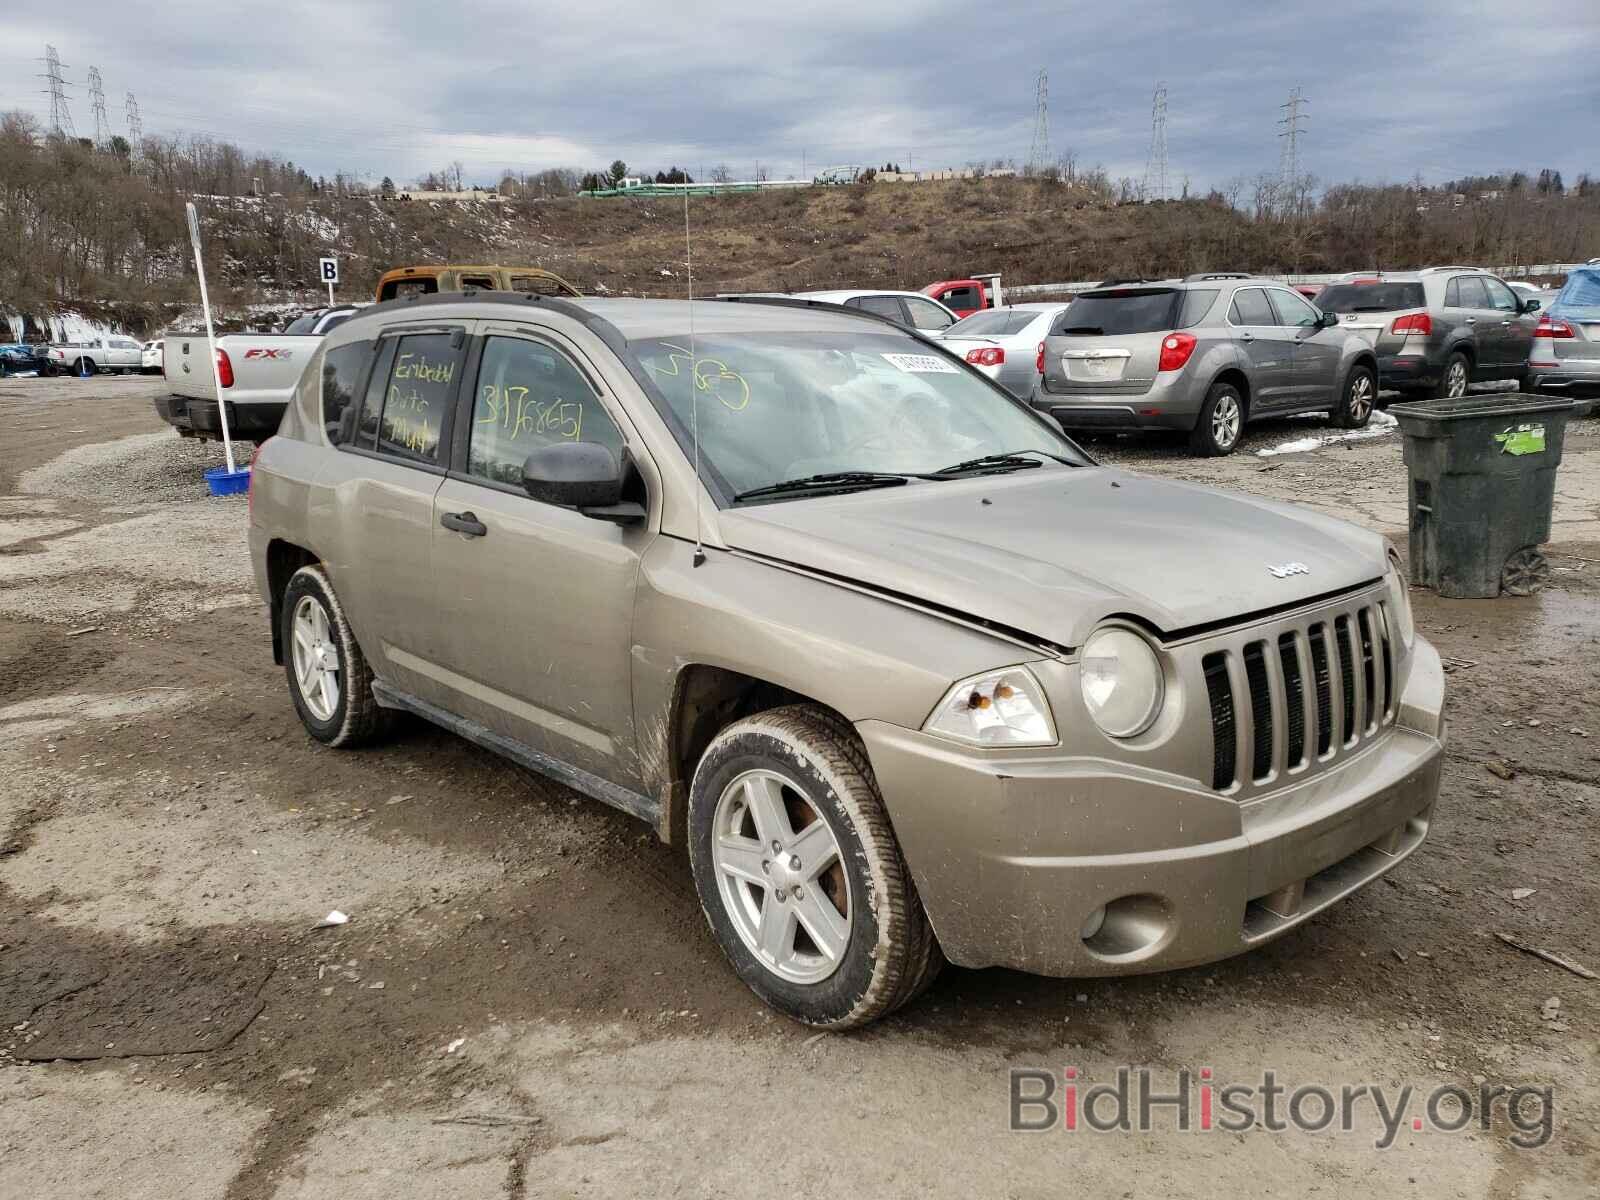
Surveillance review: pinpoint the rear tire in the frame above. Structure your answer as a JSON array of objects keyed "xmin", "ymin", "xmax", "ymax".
[
  {"xmin": 1435, "ymin": 352, "xmax": 1470, "ymax": 399},
  {"xmin": 1332, "ymin": 364, "xmax": 1376, "ymax": 428},
  {"xmin": 281, "ymin": 564, "xmax": 391, "ymax": 748},
  {"xmin": 1189, "ymin": 381, "xmax": 1245, "ymax": 456},
  {"xmin": 688, "ymin": 705, "xmax": 942, "ymax": 1029},
  {"xmin": 75, "ymin": 357, "xmax": 93, "ymax": 377}
]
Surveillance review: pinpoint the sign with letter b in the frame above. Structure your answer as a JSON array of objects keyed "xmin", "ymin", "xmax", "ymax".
[{"xmin": 319, "ymin": 257, "xmax": 339, "ymax": 284}]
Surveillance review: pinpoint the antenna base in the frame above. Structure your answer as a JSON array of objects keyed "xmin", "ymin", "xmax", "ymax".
[{"xmin": 692, "ymin": 547, "xmax": 707, "ymax": 568}]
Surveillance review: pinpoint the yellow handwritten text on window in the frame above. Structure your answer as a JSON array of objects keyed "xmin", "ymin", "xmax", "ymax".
[
  {"xmin": 392, "ymin": 352, "xmax": 455, "ymax": 385},
  {"xmin": 646, "ymin": 343, "xmax": 750, "ymax": 411},
  {"xmin": 477, "ymin": 383, "xmax": 583, "ymax": 442}
]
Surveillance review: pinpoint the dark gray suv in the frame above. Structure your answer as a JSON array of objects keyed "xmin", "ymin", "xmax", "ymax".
[
  {"xmin": 1037, "ymin": 274, "xmax": 1379, "ymax": 455},
  {"xmin": 1312, "ymin": 267, "xmax": 1540, "ymax": 399}
]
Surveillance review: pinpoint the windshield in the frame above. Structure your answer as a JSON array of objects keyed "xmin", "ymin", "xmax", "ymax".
[
  {"xmin": 1554, "ymin": 268, "xmax": 1600, "ymax": 318},
  {"xmin": 283, "ymin": 313, "xmax": 319, "ymax": 334},
  {"xmin": 1055, "ymin": 289, "xmax": 1178, "ymax": 335},
  {"xmin": 945, "ymin": 310, "xmax": 1042, "ymax": 338},
  {"xmin": 629, "ymin": 331, "xmax": 1086, "ymax": 504},
  {"xmin": 1315, "ymin": 282, "xmax": 1426, "ymax": 313}
]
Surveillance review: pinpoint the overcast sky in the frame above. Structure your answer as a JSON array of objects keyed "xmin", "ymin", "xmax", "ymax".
[{"xmin": 2, "ymin": 1, "xmax": 1596, "ymax": 192}]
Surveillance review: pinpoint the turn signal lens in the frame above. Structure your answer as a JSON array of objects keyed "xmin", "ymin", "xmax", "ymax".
[
  {"xmin": 1533, "ymin": 315, "xmax": 1574, "ymax": 339},
  {"xmin": 1391, "ymin": 313, "xmax": 1433, "ymax": 337},
  {"xmin": 216, "ymin": 347, "xmax": 235, "ymax": 388},
  {"xmin": 924, "ymin": 667, "xmax": 1057, "ymax": 747},
  {"xmin": 1157, "ymin": 332, "xmax": 1196, "ymax": 372}
]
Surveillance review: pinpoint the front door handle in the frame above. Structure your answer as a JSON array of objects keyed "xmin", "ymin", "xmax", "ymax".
[
  {"xmin": 440, "ymin": 511, "xmax": 488, "ymax": 538},
  {"xmin": 1465, "ymin": 317, "xmax": 1476, "ymax": 324},
  {"xmin": 1239, "ymin": 332, "xmax": 1254, "ymax": 342}
]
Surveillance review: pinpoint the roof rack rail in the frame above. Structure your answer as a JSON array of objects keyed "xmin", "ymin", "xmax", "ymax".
[
  {"xmin": 1094, "ymin": 277, "xmax": 1156, "ymax": 287},
  {"xmin": 1184, "ymin": 272, "xmax": 1252, "ymax": 281},
  {"xmin": 1419, "ymin": 265, "xmax": 1481, "ymax": 274}
]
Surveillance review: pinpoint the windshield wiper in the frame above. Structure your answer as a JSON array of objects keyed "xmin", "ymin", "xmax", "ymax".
[
  {"xmin": 931, "ymin": 449, "xmax": 1077, "ymax": 476},
  {"xmin": 734, "ymin": 471, "xmax": 918, "ymax": 502}
]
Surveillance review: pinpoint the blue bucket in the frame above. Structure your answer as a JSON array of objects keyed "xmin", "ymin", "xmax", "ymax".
[{"xmin": 204, "ymin": 466, "xmax": 251, "ymax": 497}]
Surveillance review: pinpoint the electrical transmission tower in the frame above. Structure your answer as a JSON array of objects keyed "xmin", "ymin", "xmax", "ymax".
[
  {"xmin": 125, "ymin": 92, "xmax": 143, "ymax": 158},
  {"xmin": 1278, "ymin": 86, "xmax": 1308, "ymax": 213},
  {"xmin": 87, "ymin": 66, "xmax": 110, "ymax": 147},
  {"xmin": 1143, "ymin": 81, "xmax": 1169, "ymax": 202},
  {"xmin": 1027, "ymin": 69, "xmax": 1049, "ymax": 176},
  {"xmin": 40, "ymin": 45, "xmax": 75, "ymax": 138}
]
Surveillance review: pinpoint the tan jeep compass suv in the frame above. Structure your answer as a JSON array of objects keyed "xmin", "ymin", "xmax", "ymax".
[{"xmin": 248, "ymin": 292, "xmax": 1445, "ymax": 1028}]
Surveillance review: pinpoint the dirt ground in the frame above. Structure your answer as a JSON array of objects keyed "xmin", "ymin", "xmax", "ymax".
[{"xmin": 0, "ymin": 373, "xmax": 1596, "ymax": 1199}]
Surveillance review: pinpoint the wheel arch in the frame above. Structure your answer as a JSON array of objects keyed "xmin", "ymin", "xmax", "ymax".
[
  {"xmin": 265, "ymin": 539, "xmax": 319, "ymax": 665},
  {"xmin": 1207, "ymin": 366, "xmax": 1252, "ymax": 416}
]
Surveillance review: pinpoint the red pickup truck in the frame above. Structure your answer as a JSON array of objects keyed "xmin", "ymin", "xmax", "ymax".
[{"xmin": 922, "ymin": 279, "xmax": 991, "ymax": 317}]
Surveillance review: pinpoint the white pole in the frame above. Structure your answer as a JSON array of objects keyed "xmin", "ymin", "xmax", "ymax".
[
  {"xmin": 327, "ymin": 279, "xmax": 335, "ymax": 307},
  {"xmin": 186, "ymin": 202, "xmax": 236, "ymax": 473}
]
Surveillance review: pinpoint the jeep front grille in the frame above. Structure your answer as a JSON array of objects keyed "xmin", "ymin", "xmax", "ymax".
[{"xmin": 1202, "ymin": 599, "xmax": 1397, "ymax": 793}]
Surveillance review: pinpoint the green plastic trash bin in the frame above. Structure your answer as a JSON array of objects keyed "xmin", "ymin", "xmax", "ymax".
[{"xmin": 1388, "ymin": 392, "xmax": 1576, "ymax": 598}]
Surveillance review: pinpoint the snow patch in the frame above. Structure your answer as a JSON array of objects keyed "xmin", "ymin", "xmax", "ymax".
[{"xmin": 1256, "ymin": 409, "xmax": 1398, "ymax": 458}]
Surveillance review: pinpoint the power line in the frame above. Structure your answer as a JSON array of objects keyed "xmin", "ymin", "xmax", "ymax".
[
  {"xmin": 87, "ymin": 66, "xmax": 110, "ymax": 148},
  {"xmin": 1143, "ymin": 81, "xmax": 1168, "ymax": 202},
  {"xmin": 40, "ymin": 44, "xmax": 74, "ymax": 138},
  {"xmin": 1027, "ymin": 68, "xmax": 1049, "ymax": 176}
]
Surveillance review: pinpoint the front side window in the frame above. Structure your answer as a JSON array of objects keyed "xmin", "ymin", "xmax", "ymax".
[
  {"xmin": 1228, "ymin": 288, "xmax": 1276, "ymax": 326},
  {"xmin": 940, "ymin": 286, "xmax": 982, "ymax": 310},
  {"xmin": 1269, "ymin": 289, "xmax": 1321, "ymax": 328},
  {"xmin": 467, "ymin": 337, "xmax": 624, "ymax": 487},
  {"xmin": 904, "ymin": 297, "xmax": 957, "ymax": 330},
  {"xmin": 630, "ymin": 330, "xmax": 1086, "ymax": 503},
  {"xmin": 1482, "ymin": 278, "xmax": 1518, "ymax": 312},
  {"xmin": 374, "ymin": 333, "xmax": 457, "ymax": 464}
]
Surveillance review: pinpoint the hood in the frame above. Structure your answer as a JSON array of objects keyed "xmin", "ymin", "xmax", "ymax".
[{"xmin": 716, "ymin": 467, "xmax": 1385, "ymax": 649}]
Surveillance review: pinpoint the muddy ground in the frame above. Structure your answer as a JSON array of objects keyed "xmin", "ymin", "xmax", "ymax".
[{"xmin": 0, "ymin": 374, "xmax": 1596, "ymax": 1198}]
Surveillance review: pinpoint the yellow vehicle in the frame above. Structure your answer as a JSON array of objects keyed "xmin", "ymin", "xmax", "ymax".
[{"xmin": 374, "ymin": 265, "xmax": 580, "ymax": 303}]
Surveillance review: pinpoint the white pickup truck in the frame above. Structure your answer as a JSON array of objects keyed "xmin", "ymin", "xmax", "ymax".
[
  {"xmin": 44, "ymin": 335, "xmax": 147, "ymax": 376},
  {"xmin": 156, "ymin": 306, "xmax": 363, "ymax": 442}
]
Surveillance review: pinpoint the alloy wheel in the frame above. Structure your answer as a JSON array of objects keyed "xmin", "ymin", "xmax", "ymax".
[
  {"xmin": 1348, "ymin": 373, "xmax": 1374, "ymax": 422},
  {"xmin": 711, "ymin": 768, "xmax": 851, "ymax": 985},
  {"xmin": 290, "ymin": 594, "xmax": 341, "ymax": 722},
  {"xmin": 1212, "ymin": 393, "xmax": 1242, "ymax": 449},
  {"xmin": 1445, "ymin": 361, "xmax": 1468, "ymax": 398}
]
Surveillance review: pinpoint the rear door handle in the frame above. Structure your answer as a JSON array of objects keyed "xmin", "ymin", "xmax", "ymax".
[
  {"xmin": 440, "ymin": 511, "xmax": 488, "ymax": 538},
  {"xmin": 1239, "ymin": 332, "xmax": 1254, "ymax": 342}
]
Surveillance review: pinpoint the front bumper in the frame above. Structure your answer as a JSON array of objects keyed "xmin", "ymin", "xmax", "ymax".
[{"xmin": 860, "ymin": 637, "xmax": 1445, "ymax": 976}]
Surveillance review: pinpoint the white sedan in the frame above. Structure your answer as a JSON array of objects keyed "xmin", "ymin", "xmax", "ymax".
[
  {"xmin": 141, "ymin": 340, "xmax": 163, "ymax": 374},
  {"xmin": 936, "ymin": 303, "xmax": 1072, "ymax": 400}
]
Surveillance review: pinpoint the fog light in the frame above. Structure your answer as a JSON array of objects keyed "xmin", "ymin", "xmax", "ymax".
[
  {"xmin": 1079, "ymin": 905, "xmax": 1107, "ymax": 940},
  {"xmin": 1081, "ymin": 894, "xmax": 1173, "ymax": 960}
]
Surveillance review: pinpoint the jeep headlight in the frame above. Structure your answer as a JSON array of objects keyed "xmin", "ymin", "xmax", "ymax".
[
  {"xmin": 1384, "ymin": 549, "xmax": 1415, "ymax": 648},
  {"xmin": 924, "ymin": 667, "xmax": 1057, "ymax": 748},
  {"xmin": 1079, "ymin": 626, "xmax": 1165, "ymax": 739}
]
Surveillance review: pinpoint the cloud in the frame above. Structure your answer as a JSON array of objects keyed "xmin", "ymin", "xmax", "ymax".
[{"xmin": 0, "ymin": 0, "xmax": 1595, "ymax": 189}]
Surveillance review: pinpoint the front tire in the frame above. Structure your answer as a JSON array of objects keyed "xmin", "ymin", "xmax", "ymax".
[
  {"xmin": 1332, "ymin": 364, "xmax": 1376, "ymax": 428},
  {"xmin": 281, "ymin": 564, "xmax": 389, "ymax": 747},
  {"xmin": 688, "ymin": 705, "xmax": 941, "ymax": 1029},
  {"xmin": 1189, "ymin": 381, "xmax": 1245, "ymax": 456}
]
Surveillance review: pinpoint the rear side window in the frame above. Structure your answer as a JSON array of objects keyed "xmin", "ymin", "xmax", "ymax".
[
  {"xmin": 284, "ymin": 313, "xmax": 319, "ymax": 334},
  {"xmin": 373, "ymin": 332, "xmax": 459, "ymax": 464},
  {"xmin": 1228, "ymin": 288, "xmax": 1276, "ymax": 326},
  {"xmin": 1178, "ymin": 289, "xmax": 1220, "ymax": 326},
  {"xmin": 1058, "ymin": 289, "xmax": 1178, "ymax": 335},
  {"xmin": 321, "ymin": 342, "xmax": 373, "ymax": 443},
  {"xmin": 939, "ymin": 285, "xmax": 983, "ymax": 310},
  {"xmin": 1316, "ymin": 282, "xmax": 1425, "ymax": 313},
  {"xmin": 508, "ymin": 273, "xmax": 566, "ymax": 296},
  {"xmin": 378, "ymin": 277, "xmax": 438, "ymax": 302},
  {"xmin": 849, "ymin": 295, "xmax": 907, "ymax": 322}
]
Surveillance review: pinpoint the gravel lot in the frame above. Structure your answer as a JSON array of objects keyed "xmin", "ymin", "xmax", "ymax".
[{"xmin": 0, "ymin": 374, "xmax": 1597, "ymax": 1198}]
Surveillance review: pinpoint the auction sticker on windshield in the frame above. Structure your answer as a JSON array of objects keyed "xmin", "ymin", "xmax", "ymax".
[{"xmin": 882, "ymin": 352, "xmax": 958, "ymax": 374}]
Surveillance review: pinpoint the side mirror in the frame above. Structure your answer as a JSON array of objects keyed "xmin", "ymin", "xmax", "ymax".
[
  {"xmin": 1521, "ymin": 298, "xmax": 1541, "ymax": 313},
  {"xmin": 1317, "ymin": 309, "xmax": 1340, "ymax": 329},
  {"xmin": 521, "ymin": 442, "xmax": 645, "ymax": 525}
]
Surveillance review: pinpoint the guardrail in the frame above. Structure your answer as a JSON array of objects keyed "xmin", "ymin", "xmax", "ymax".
[{"xmin": 1005, "ymin": 264, "xmax": 1586, "ymax": 298}]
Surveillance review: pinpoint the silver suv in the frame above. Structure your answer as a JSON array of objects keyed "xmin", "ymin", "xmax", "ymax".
[
  {"xmin": 1313, "ymin": 267, "xmax": 1540, "ymax": 399},
  {"xmin": 1037, "ymin": 274, "xmax": 1380, "ymax": 455},
  {"xmin": 248, "ymin": 293, "xmax": 1443, "ymax": 1028}
]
